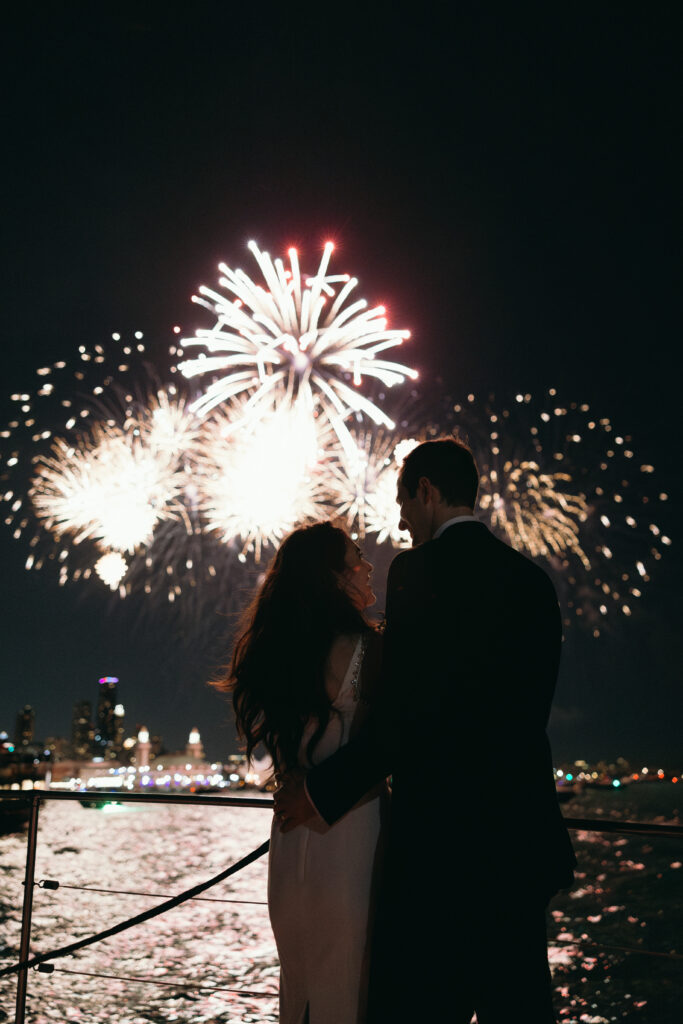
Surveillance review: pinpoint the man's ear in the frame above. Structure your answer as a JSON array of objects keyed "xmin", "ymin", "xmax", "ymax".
[{"xmin": 417, "ymin": 476, "xmax": 437, "ymax": 504}]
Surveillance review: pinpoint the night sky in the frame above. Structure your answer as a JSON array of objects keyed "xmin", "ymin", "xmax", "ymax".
[{"xmin": 1, "ymin": 6, "xmax": 680, "ymax": 765}]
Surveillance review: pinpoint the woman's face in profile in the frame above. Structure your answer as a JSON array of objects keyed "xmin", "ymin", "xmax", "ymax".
[{"xmin": 339, "ymin": 538, "xmax": 375, "ymax": 610}]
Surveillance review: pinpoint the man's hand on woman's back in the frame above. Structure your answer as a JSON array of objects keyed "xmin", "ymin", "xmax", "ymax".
[{"xmin": 273, "ymin": 770, "xmax": 317, "ymax": 832}]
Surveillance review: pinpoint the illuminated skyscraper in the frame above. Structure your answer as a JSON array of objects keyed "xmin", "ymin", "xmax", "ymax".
[
  {"xmin": 14, "ymin": 705, "xmax": 35, "ymax": 747},
  {"xmin": 71, "ymin": 700, "xmax": 94, "ymax": 760},
  {"xmin": 94, "ymin": 677, "xmax": 121, "ymax": 760}
]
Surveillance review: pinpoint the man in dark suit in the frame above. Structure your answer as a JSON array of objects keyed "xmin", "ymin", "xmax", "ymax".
[{"xmin": 275, "ymin": 438, "xmax": 576, "ymax": 1022}]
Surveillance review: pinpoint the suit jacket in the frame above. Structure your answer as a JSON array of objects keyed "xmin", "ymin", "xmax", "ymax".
[{"xmin": 307, "ymin": 522, "xmax": 576, "ymax": 900}]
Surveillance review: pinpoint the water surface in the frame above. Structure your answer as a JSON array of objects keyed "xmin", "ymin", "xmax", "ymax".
[{"xmin": 1, "ymin": 784, "xmax": 681, "ymax": 1023}]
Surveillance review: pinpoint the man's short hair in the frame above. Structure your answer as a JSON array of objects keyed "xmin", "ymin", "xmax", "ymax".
[{"xmin": 399, "ymin": 437, "xmax": 479, "ymax": 508}]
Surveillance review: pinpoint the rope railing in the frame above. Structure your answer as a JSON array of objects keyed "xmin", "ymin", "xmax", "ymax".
[
  {"xmin": 0, "ymin": 839, "xmax": 270, "ymax": 979},
  {"xmin": 549, "ymin": 935, "xmax": 683, "ymax": 961},
  {"xmin": 1, "ymin": 789, "xmax": 681, "ymax": 1021},
  {"xmin": 35, "ymin": 964, "xmax": 276, "ymax": 999},
  {"xmin": 38, "ymin": 878, "xmax": 268, "ymax": 905},
  {"xmin": 564, "ymin": 815, "xmax": 683, "ymax": 839},
  {"xmin": 1, "ymin": 789, "xmax": 274, "ymax": 1022}
]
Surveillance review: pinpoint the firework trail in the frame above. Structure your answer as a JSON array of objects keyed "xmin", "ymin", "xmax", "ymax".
[
  {"xmin": 177, "ymin": 241, "xmax": 418, "ymax": 454},
  {"xmin": 442, "ymin": 389, "xmax": 671, "ymax": 635}
]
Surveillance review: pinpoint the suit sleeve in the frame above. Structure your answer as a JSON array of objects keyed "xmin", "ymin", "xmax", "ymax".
[{"xmin": 305, "ymin": 552, "xmax": 416, "ymax": 824}]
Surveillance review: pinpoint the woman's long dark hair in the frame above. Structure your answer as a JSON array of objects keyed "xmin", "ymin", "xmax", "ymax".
[{"xmin": 214, "ymin": 522, "xmax": 372, "ymax": 775}]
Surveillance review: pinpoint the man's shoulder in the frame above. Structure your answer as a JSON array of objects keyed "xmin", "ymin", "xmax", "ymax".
[
  {"xmin": 389, "ymin": 542, "xmax": 433, "ymax": 576},
  {"xmin": 487, "ymin": 530, "xmax": 558, "ymax": 597},
  {"xmin": 441, "ymin": 522, "xmax": 557, "ymax": 595},
  {"xmin": 391, "ymin": 526, "xmax": 556, "ymax": 595},
  {"xmin": 390, "ymin": 524, "xmax": 486, "ymax": 579},
  {"xmin": 388, "ymin": 545, "xmax": 417, "ymax": 584},
  {"xmin": 386, "ymin": 544, "xmax": 436, "ymax": 601}
]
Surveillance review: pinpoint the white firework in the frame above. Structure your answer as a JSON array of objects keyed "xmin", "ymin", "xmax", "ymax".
[
  {"xmin": 194, "ymin": 389, "xmax": 333, "ymax": 561},
  {"xmin": 95, "ymin": 551, "xmax": 129, "ymax": 590},
  {"xmin": 331, "ymin": 430, "xmax": 417, "ymax": 546},
  {"xmin": 30, "ymin": 401, "xmax": 192, "ymax": 554},
  {"xmin": 143, "ymin": 389, "xmax": 200, "ymax": 454},
  {"xmin": 178, "ymin": 241, "xmax": 418, "ymax": 453}
]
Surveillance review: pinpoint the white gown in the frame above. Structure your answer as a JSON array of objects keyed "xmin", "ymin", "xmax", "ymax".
[{"xmin": 268, "ymin": 635, "xmax": 389, "ymax": 1024}]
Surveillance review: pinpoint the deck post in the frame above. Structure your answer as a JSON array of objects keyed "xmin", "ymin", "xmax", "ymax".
[{"xmin": 15, "ymin": 791, "xmax": 41, "ymax": 1024}]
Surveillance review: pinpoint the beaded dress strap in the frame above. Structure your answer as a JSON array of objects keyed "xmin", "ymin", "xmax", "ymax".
[{"xmin": 348, "ymin": 634, "xmax": 368, "ymax": 703}]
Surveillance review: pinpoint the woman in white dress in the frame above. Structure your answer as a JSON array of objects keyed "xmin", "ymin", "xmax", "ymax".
[{"xmin": 218, "ymin": 522, "xmax": 388, "ymax": 1024}]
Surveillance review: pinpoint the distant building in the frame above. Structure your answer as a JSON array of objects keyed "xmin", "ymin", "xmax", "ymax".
[
  {"xmin": 14, "ymin": 705, "xmax": 35, "ymax": 747},
  {"xmin": 44, "ymin": 736, "xmax": 70, "ymax": 760},
  {"xmin": 150, "ymin": 734, "xmax": 165, "ymax": 758},
  {"xmin": 135, "ymin": 726, "xmax": 151, "ymax": 768},
  {"xmin": 71, "ymin": 700, "xmax": 94, "ymax": 760},
  {"xmin": 123, "ymin": 729, "xmax": 164, "ymax": 765},
  {"xmin": 113, "ymin": 703, "xmax": 125, "ymax": 752},
  {"xmin": 186, "ymin": 727, "xmax": 204, "ymax": 761},
  {"xmin": 49, "ymin": 726, "xmax": 231, "ymax": 793},
  {"xmin": 146, "ymin": 728, "xmax": 213, "ymax": 775},
  {"xmin": 94, "ymin": 677, "xmax": 122, "ymax": 760}
]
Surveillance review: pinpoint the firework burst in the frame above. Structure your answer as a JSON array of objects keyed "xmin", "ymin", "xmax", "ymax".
[
  {"xmin": 479, "ymin": 461, "xmax": 591, "ymax": 568},
  {"xmin": 1, "ymin": 294, "xmax": 671, "ymax": 645},
  {"xmin": 1, "ymin": 336, "xmax": 201, "ymax": 591},
  {"xmin": 443, "ymin": 389, "xmax": 671, "ymax": 635},
  {"xmin": 30, "ymin": 417, "xmax": 186, "ymax": 554},
  {"xmin": 177, "ymin": 241, "xmax": 418, "ymax": 452},
  {"xmin": 329, "ymin": 427, "xmax": 415, "ymax": 546},
  {"xmin": 193, "ymin": 387, "xmax": 334, "ymax": 561},
  {"xmin": 95, "ymin": 551, "xmax": 129, "ymax": 590}
]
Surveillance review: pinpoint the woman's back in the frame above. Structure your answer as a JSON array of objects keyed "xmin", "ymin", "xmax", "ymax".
[
  {"xmin": 219, "ymin": 523, "xmax": 387, "ymax": 1023},
  {"xmin": 269, "ymin": 631, "xmax": 388, "ymax": 1024},
  {"xmin": 297, "ymin": 633, "xmax": 368, "ymax": 768}
]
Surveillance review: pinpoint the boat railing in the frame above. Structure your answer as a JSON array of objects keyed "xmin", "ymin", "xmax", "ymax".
[{"xmin": 1, "ymin": 788, "xmax": 682, "ymax": 1024}]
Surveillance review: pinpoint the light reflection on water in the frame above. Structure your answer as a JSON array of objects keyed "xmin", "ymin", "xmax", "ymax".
[
  {"xmin": 0, "ymin": 797, "xmax": 278, "ymax": 1023},
  {"xmin": 0, "ymin": 785, "xmax": 681, "ymax": 1023},
  {"xmin": 550, "ymin": 784, "xmax": 681, "ymax": 1024}
]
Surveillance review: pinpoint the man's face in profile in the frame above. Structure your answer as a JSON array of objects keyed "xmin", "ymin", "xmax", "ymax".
[{"xmin": 396, "ymin": 478, "xmax": 431, "ymax": 546}]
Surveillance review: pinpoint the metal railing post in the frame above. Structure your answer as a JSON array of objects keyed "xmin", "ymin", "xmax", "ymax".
[{"xmin": 15, "ymin": 792, "xmax": 41, "ymax": 1024}]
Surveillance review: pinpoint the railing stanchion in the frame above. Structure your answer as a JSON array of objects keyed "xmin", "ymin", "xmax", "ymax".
[{"xmin": 15, "ymin": 791, "xmax": 41, "ymax": 1024}]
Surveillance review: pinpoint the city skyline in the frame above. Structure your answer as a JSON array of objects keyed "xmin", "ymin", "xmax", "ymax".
[
  {"xmin": 4, "ymin": 685, "xmax": 682, "ymax": 779},
  {"xmin": 3, "ymin": 676, "xmax": 211, "ymax": 765},
  {"xmin": 4, "ymin": 686, "xmax": 682, "ymax": 773}
]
